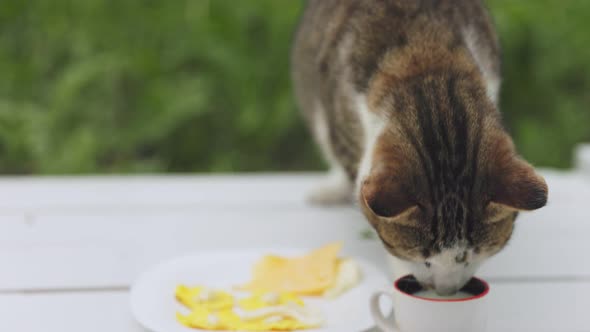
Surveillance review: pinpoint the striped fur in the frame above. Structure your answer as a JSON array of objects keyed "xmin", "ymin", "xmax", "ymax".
[{"xmin": 292, "ymin": 0, "xmax": 547, "ymax": 294}]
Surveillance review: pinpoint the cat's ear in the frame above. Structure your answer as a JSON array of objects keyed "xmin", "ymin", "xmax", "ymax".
[
  {"xmin": 360, "ymin": 170, "xmax": 416, "ymax": 219},
  {"xmin": 491, "ymin": 157, "xmax": 548, "ymax": 211}
]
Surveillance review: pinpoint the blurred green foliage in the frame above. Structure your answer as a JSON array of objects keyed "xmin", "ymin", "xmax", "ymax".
[
  {"xmin": 0, "ymin": 0, "xmax": 588, "ymax": 174},
  {"xmin": 492, "ymin": 0, "xmax": 590, "ymax": 168}
]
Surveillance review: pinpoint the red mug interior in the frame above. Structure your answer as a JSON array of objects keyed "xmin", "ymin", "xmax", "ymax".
[{"xmin": 394, "ymin": 274, "xmax": 490, "ymax": 302}]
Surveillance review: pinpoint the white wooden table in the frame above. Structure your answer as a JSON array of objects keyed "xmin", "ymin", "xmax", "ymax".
[{"xmin": 0, "ymin": 170, "xmax": 589, "ymax": 332}]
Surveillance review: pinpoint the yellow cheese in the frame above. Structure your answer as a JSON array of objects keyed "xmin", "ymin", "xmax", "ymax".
[
  {"xmin": 175, "ymin": 287, "xmax": 321, "ymax": 331},
  {"xmin": 239, "ymin": 243, "xmax": 342, "ymax": 295},
  {"xmin": 174, "ymin": 243, "xmax": 361, "ymax": 330},
  {"xmin": 175, "ymin": 285, "xmax": 234, "ymax": 311}
]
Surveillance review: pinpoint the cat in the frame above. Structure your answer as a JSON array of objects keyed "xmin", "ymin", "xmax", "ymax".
[{"xmin": 291, "ymin": 0, "xmax": 548, "ymax": 295}]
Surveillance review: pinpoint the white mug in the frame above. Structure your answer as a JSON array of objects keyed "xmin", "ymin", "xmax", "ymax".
[{"xmin": 370, "ymin": 275, "xmax": 490, "ymax": 332}]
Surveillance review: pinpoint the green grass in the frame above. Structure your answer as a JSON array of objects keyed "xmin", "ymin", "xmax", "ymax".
[{"xmin": 0, "ymin": 0, "xmax": 588, "ymax": 174}]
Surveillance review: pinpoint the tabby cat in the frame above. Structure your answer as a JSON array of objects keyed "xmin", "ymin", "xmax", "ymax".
[{"xmin": 291, "ymin": 0, "xmax": 548, "ymax": 295}]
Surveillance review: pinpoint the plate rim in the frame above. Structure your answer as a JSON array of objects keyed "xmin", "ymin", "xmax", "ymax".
[{"xmin": 130, "ymin": 247, "xmax": 388, "ymax": 332}]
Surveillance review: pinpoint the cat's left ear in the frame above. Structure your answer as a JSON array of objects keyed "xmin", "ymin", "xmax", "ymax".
[
  {"xmin": 491, "ymin": 157, "xmax": 548, "ymax": 211},
  {"xmin": 361, "ymin": 175, "xmax": 415, "ymax": 219},
  {"xmin": 359, "ymin": 163, "xmax": 419, "ymax": 226}
]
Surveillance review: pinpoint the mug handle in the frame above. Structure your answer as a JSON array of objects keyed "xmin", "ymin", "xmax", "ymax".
[{"xmin": 370, "ymin": 291, "xmax": 399, "ymax": 332}]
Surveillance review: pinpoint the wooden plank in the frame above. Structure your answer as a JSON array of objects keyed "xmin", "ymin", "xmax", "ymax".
[
  {"xmin": 0, "ymin": 209, "xmax": 388, "ymax": 290},
  {"xmin": 0, "ymin": 281, "xmax": 588, "ymax": 332},
  {"xmin": 575, "ymin": 143, "xmax": 590, "ymax": 174},
  {"xmin": 0, "ymin": 174, "xmax": 320, "ymax": 214},
  {"xmin": 541, "ymin": 170, "xmax": 590, "ymax": 210},
  {"xmin": 0, "ymin": 200, "xmax": 589, "ymax": 291},
  {"xmin": 0, "ymin": 292, "xmax": 145, "ymax": 332},
  {"xmin": 0, "ymin": 245, "xmax": 132, "ymax": 291},
  {"xmin": 0, "ymin": 172, "xmax": 587, "ymax": 290},
  {"xmin": 0, "ymin": 215, "xmax": 26, "ymax": 226},
  {"xmin": 0, "ymin": 171, "xmax": 587, "ymax": 215},
  {"xmin": 489, "ymin": 281, "xmax": 590, "ymax": 332},
  {"xmin": 480, "ymin": 224, "xmax": 590, "ymax": 279}
]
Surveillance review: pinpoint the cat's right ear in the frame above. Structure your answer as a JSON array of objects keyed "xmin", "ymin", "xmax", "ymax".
[
  {"xmin": 360, "ymin": 172, "xmax": 416, "ymax": 220},
  {"xmin": 491, "ymin": 156, "xmax": 548, "ymax": 211},
  {"xmin": 487, "ymin": 132, "xmax": 548, "ymax": 211}
]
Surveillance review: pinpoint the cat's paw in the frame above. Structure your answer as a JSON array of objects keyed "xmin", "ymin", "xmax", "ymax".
[
  {"xmin": 307, "ymin": 184, "xmax": 352, "ymax": 205},
  {"xmin": 307, "ymin": 173, "xmax": 353, "ymax": 205}
]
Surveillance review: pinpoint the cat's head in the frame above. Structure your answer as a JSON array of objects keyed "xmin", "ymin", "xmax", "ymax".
[{"xmin": 359, "ymin": 70, "xmax": 548, "ymax": 295}]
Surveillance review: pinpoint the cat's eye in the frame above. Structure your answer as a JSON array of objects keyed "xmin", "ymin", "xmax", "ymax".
[{"xmin": 424, "ymin": 262, "xmax": 431, "ymax": 268}]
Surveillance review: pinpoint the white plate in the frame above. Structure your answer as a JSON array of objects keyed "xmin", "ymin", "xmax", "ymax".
[{"xmin": 130, "ymin": 248, "xmax": 390, "ymax": 332}]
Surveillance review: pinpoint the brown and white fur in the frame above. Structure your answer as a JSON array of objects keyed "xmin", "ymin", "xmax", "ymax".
[{"xmin": 292, "ymin": 0, "xmax": 548, "ymax": 295}]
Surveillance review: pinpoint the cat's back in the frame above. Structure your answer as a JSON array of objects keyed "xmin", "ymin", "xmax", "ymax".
[
  {"xmin": 291, "ymin": 0, "xmax": 501, "ymax": 182},
  {"xmin": 292, "ymin": 0, "xmax": 499, "ymax": 94}
]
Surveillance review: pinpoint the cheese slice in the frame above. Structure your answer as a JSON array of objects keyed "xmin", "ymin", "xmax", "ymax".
[
  {"xmin": 175, "ymin": 287, "xmax": 322, "ymax": 331},
  {"xmin": 240, "ymin": 243, "xmax": 342, "ymax": 295}
]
